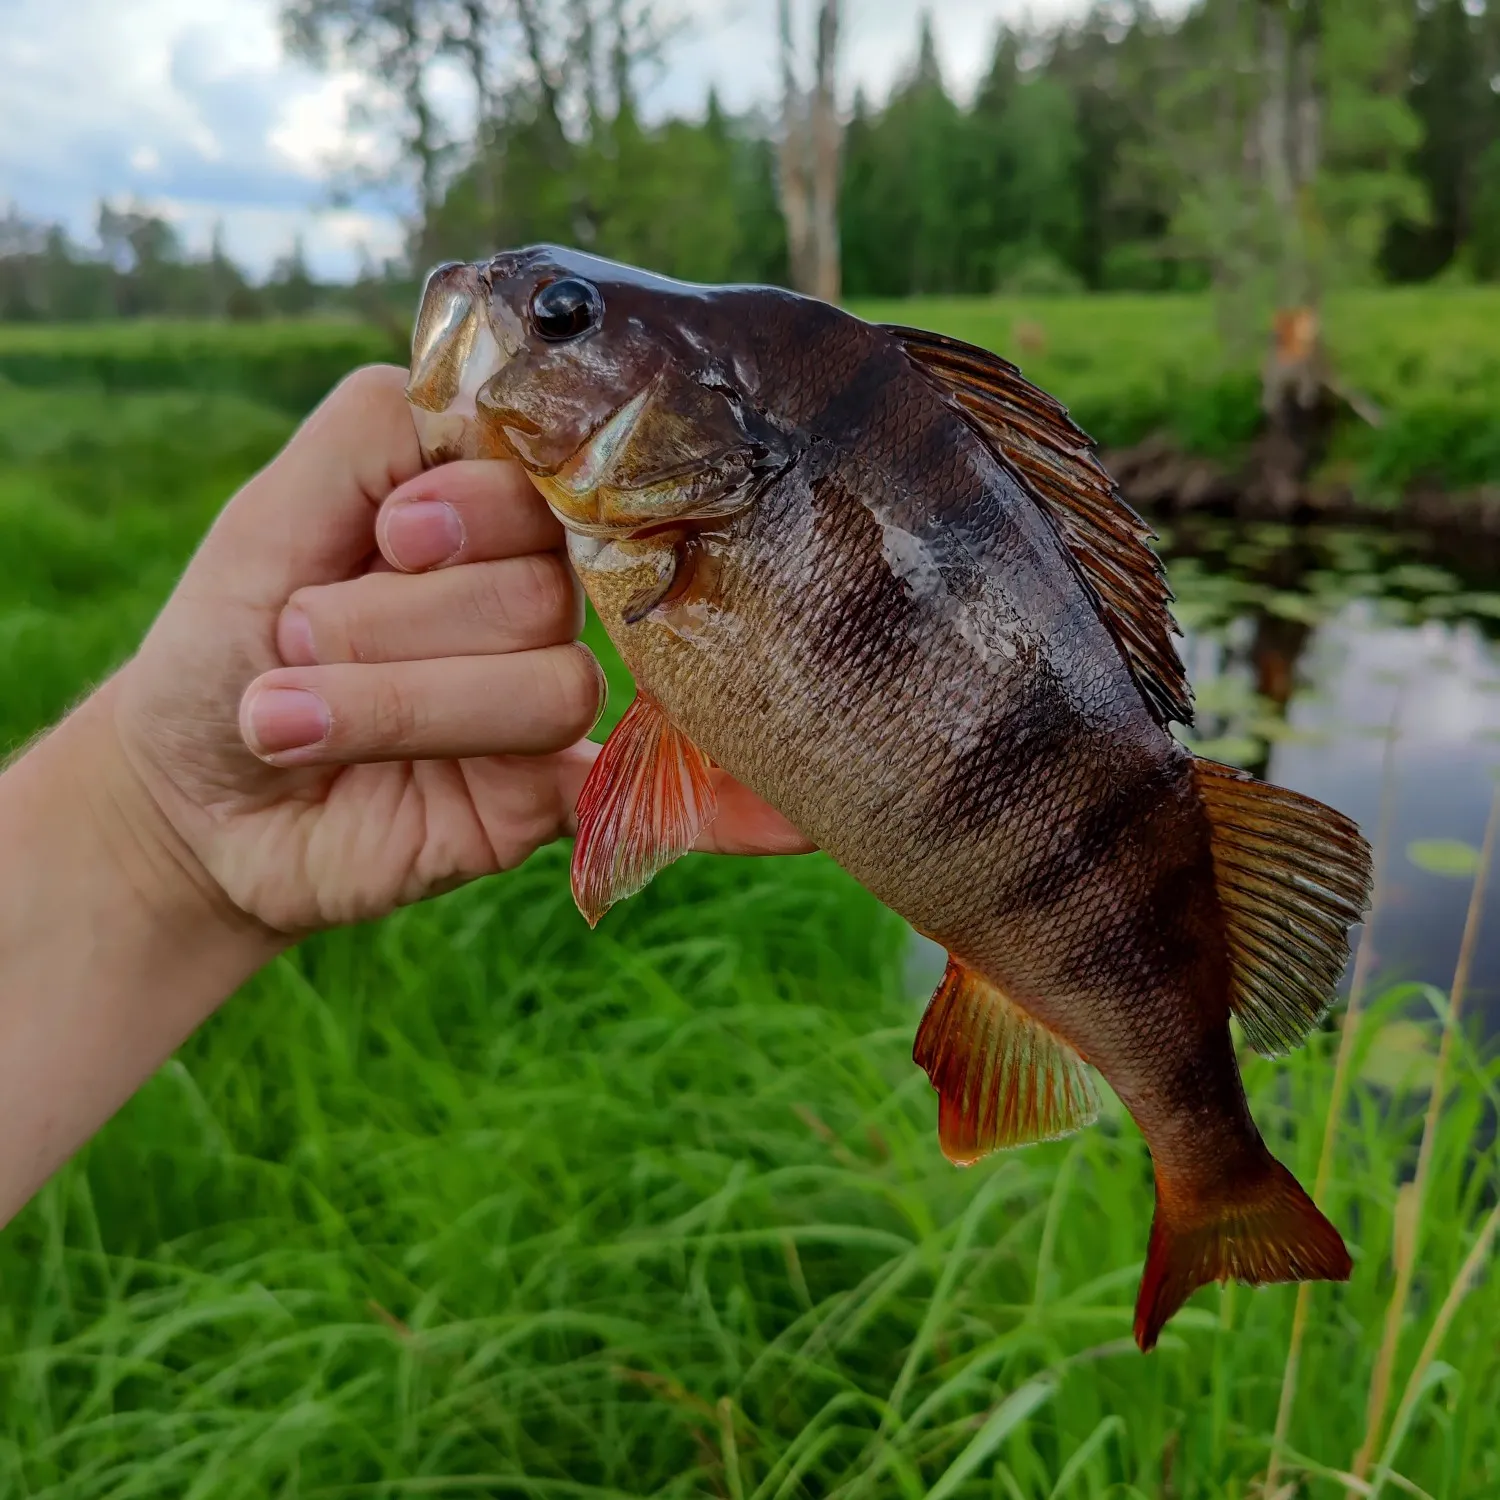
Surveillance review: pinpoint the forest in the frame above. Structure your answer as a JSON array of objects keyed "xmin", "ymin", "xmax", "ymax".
[{"xmin": 2, "ymin": 0, "xmax": 1499, "ymax": 322}]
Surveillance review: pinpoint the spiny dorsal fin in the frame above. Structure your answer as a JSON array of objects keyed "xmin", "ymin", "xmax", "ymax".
[
  {"xmin": 1193, "ymin": 758, "xmax": 1374, "ymax": 1056},
  {"xmin": 913, "ymin": 957, "xmax": 1099, "ymax": 1164},
  {"xmin": 885, "ymin": 324, "xmax": 1193, "ymax": 728}
]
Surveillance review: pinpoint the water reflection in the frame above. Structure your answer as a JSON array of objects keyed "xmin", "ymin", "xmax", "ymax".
[{"xmin": 1165, "ymin": 521, "xmax": 1500, "ymax": 1025}]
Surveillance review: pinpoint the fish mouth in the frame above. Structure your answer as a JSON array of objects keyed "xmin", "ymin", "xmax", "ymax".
[
  {"xmin": 406, "ymin": 261, "xmax": 518, "ymax": 464},
  {"xmin": 404, "ymin": 264, "xmax": 727, "ymax": 543},
  {"xmin": 405, "ymin": 260, "xmax": 650, "ymax": 522}
]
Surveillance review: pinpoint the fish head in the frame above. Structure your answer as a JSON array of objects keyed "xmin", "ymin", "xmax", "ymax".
[{"xmin": 406, "ymin": 247, "xmax": 796, "ymax": 540}]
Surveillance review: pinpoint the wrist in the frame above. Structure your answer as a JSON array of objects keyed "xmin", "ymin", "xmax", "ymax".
[{"xmin": 12, "ymin": 677, "xmax": 286, "ymax": 981}]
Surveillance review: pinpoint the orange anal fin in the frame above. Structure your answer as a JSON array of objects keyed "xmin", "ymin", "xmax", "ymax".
[
  {"xmin": 571, "ymin": 693, "xmax": 717, "ymax": 927},
  {"xmin": 912, "ymin": 958, "xmax": 1099, "ymax": 1164},
  {"xmin": 1134, "ymin": 1154, "xmax": 1352, "ymax": 1352}
]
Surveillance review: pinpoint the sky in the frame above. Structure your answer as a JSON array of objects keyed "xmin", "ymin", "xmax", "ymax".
[{"xmin": 0, "ymin": 0, "xmax": 1122, "ymax": 282}]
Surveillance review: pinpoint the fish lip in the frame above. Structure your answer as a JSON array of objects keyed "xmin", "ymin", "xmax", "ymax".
[{"xmin": 407, "ymin": 261, "xmax": 484, "ymax": 414}]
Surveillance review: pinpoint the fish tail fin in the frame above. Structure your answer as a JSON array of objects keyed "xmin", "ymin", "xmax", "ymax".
[{"xmin": 1134, "ymin": 1153, "xmax": 1351, "ymax": 1351}]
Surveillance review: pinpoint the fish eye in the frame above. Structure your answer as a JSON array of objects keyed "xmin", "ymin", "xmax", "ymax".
[{"xmin": 530, "ymin": 277, "xmax": 603, "ymax": 342}]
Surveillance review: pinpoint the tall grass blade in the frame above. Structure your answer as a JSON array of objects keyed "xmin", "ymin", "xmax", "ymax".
[
  {"xmin": 1046, "ymin": 1413, "xmax": 1124, "ymax": 1499},
  {"xmin": 1266, "ymin": 705, "xmax": 1401, "ymax": 1495},
  {"xmin": 922, "ymin": 1376, "xmax": 1057, "ymax": 1500},
  {"xmin": 1349, "ymin": 780, "xmax": 1500, "ymax": 1488},
  {"xmin": 1367, "ymin": 1199, "xmax": 1500, "ymax": 1500}
]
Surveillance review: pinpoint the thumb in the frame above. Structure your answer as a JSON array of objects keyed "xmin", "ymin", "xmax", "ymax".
[{"xmin": 195, "ymin": 365, "xmax": 423, "ymax": 608}]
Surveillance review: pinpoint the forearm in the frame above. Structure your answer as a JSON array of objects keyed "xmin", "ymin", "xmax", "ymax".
[{"xmin": 0, "ymin": 681, "xmax": 283, "ymax": 1227}]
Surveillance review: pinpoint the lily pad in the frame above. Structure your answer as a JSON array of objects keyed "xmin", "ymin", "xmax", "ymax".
[
  {"xmin": 1359, "ymin": 1019, "xmax": 1438, "ymax": 1092},
  {"xmin": 1406, "ymin": 838, "xmax": 1483, "ymax": 877}
]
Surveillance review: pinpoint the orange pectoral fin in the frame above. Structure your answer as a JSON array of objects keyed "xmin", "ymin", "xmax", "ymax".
[
  {"xmin": 571, "ymin": 693, "xmax": 718, "ymax": 927},
  {"xmin": 913, "ymin": 958, "xmax": 1099, "ymax": 1164}
]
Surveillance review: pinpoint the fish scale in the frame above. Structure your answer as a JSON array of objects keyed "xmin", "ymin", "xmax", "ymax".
[{"xmin": 405, "ymin": 247, "xmax": 1373, "ymax": 1351}]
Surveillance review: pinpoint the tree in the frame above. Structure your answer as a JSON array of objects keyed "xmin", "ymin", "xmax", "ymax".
[
  {"xmin": 1382, "ymin": 0, "xmax": 1500, "ymax": 280},
  {"xmin": 777, "ymin": 0, "xmax": 842, "ymax": 301},
  {"xmin": 267, "ymin": 235, "xmax": 320, "ymax": 316},
  {"xmin": 281, "ymin": 0, "xmax": 458, "ymax": 231}
]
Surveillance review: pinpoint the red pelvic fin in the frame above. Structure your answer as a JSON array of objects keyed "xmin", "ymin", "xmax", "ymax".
[
  {"xmin": 571, "ymin": 693, "xmax": 717, "ymax": 927},
  {"xmin": 912, "ymin": 957, "xmax": 1099, "ymax": 1165},
  {"xmin": 1134, "ymin": 1155, "xmax": 1352, "ymax": 1351}
]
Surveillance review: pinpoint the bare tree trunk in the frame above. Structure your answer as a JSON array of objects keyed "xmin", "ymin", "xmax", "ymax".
[
  {"xmin": 778, "ymin": 0, "xmax": 815, "ymax": 293},
  {"xmin": 1256, "ymin": 0, "xmax": 1330, "ymax": 512},
  {"xmin": 514, "ymin": 0, "xmax": 571, "ymax": 160},
  {"xmin": 1258, "ymin": 1, "xmax": 1294, "ymax": 234},
  {"xmin": 458, "ymin": 0, "xmax": 497, "ymax": 228},
  {"xmin": 809, "ymin": 0, "xmax": 842, "ymax": 303},
  {"xmin": 778, "ymin": 0, "xmax": 842, "ymax": 300}
]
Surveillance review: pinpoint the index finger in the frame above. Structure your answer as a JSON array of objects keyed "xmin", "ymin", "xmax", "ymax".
[{"xmin": 376, "ymin": 459, "xmax": 563, "ymax": 573}]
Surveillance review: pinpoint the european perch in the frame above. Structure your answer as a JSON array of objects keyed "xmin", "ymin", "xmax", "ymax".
[{"xmin": 404, "ymin": 249, "xmax": 1373, "ymax": 1351}]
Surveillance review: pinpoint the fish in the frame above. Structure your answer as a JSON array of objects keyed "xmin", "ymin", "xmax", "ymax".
[{"xmin": 404, "ymin": 248, "xmax": 1374, "ymax": 1351}]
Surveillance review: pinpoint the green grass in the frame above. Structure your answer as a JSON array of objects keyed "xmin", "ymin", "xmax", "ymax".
[
  {"xmin": 0, "ymin": 318, "xmax": 403, "ymax": 415},
  {"xmin": 5, "ymin": 288, "xmax": 1498, "ymax": 491},
  {"xmin": 853, "ymin": 287, "xmax": 1500, "ymax": 493},
  {"xmin": 0, "ymin": 362, "xmax": 1497, "ymax": 1496}
]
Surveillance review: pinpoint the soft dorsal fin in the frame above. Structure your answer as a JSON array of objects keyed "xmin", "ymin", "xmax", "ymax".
[
  {"xmin": 886, "ymin": 325, "xmax": 1193, "ymax": 728},
  {"xmin": 1192, "ymin": 758, "xmax": 1374, "ymax": 1055}
]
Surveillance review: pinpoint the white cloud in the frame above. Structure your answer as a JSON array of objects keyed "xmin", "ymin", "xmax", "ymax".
[{"xmin": 2, "ymin": 0, "xmax": 1123, "ymax": 282}]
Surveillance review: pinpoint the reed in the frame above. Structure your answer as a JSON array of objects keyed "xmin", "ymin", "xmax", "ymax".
[
  {"xmin": 1264, "ymin": 708, "xmax": 1402, "ymax": 1496},
  {"xmin": 1348, "ymin": 782, "xmax": 1500, "ymax": 1490}
]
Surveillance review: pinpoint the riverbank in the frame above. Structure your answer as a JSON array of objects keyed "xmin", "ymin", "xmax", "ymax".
[
  {"xmin": 1104, "ymin": 430, "xmax": 1500, "ymax": 546},
  {"xmin": 3, "ymin": 284, "xmax": 1496, "ymax": 514}
]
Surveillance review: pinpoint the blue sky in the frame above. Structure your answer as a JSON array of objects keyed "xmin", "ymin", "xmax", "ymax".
[{"xmin": 0, "ymin": 0, "xmax": 1114, "ymax": 281}]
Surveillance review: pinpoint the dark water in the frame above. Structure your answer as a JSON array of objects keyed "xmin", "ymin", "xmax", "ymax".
[
  {"xmin": 1163, "ymin": 518, "xmax": 1500, "ymax": 1026},
  {"xmin": 904, "ymin": 518, "xmax": 1500, "ymax": 1031}
]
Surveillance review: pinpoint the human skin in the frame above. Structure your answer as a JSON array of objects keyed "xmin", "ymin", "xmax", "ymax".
[{"xmin": 0, "ymin": 364, "xmax": 811, "ymax": 1229}]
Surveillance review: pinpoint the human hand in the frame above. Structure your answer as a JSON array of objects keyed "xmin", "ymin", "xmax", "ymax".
[{"xmin": 101, "ymin": 364, "xmax": 811, "ymax": 938}]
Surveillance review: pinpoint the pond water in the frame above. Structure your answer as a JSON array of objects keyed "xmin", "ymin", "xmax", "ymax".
[
  {"xmin": 1161, "ymin": 519, "xmax": 1499, "ymax": 1026},
  {"xmin": 906, "ymin": 518, "xmax": 1500, "ymax": 1033}
]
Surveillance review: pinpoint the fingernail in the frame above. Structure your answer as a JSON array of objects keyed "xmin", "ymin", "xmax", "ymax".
[
  {"xmin": 245, "ymin": 687, "xmax": 331, "ymax": 758},
  {"xmin": 385, "ymin": 499, "xmax": 464, "ymax": 571},
  {"xmin": 580, "ymin": 647, "xmax": 609, "ymax": 734},
  {"xmin": 277, "ymin": 607, "xmax": 317, "ymax": 666}
]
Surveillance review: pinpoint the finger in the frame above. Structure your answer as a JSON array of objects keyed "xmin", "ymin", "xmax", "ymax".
[
  {"xmin": 204, "ymin": 365, "xmax": 421, "ymax": 605},
  {"xmin": 375, "ymin": 459, "xmax": 562, "ymax": 573},
  {"xmin": 278, "ymin": 553, "xmax": 583, "ymax": 666},
  {"xmin": 697, "ymin": 772, "xmax": 818, "ymax": 856},
  {"xmin": 239, "ymin": 645, "xmax": 605, "ymax": 765},
  {"xmin": 550, "ymin": 749, "xmax": 817, "ymax": 858}
]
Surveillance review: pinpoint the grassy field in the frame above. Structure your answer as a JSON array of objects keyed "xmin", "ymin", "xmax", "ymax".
[
  {"xmin": 4, "ymin": 285, "xmax": 1499, "ymax": 492},
  {"xmin": 0, "ymin": 332, "xmax": 1497, "ymax": 1496}
]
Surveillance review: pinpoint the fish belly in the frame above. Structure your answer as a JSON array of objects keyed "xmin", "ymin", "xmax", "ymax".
[{"xmin": 571, "ymin": 484, "xmax": 1255, "ymax": 1182}]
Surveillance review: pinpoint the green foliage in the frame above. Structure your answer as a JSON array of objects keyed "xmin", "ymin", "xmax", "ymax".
[
  {"xmin": 422, "ymin": 97, "xmax": 788, "ymax": 288},
  {"xmin": 1407, "ymin": 840, "xmax": 1484, "ymax": 877},
  {"xmin": 2, "ymin": 371, "xmax": 1499, "ymax": 1496},
  {"xmin": 0, "ymin": 319, "xmax": 405, "ymax": 412},
  {"xmin": 5, "ymin": 283, "xmax": 1496, "ymax": 494},
  {"xmin": 1381, "ymin": 0, "xmax": 1500, "ymax": 282}
]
